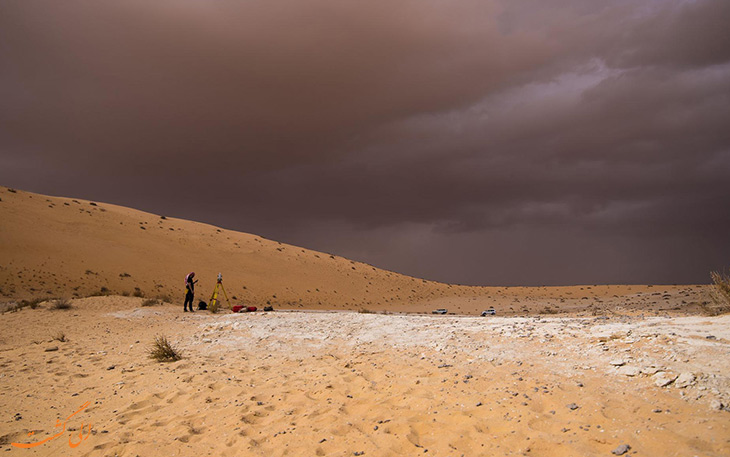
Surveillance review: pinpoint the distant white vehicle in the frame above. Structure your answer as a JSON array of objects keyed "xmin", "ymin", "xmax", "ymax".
[
  {"xmin": 432, "ymin": 308, "xmax": 448, "ymax": 314},
  {"xmin": 481, "ymin": 308, "xmax": 496, "ymax": 316}
]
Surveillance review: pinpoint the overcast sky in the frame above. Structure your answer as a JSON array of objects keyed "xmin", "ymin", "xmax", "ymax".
[{"xmin": 1, "ymin": 0, "xmax": 729, "ymax": 285}]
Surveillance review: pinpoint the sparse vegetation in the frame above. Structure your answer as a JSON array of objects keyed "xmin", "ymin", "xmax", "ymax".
[
  {"xmin": 26, "ymin": 297, "xmax": 45, "ymax": 309},
  {"xmin": 706, "ymin": 270, "xmax": 730, "ymax": 315},
  {"xmin": 141, "ymin": 298, "xmax": 159, "ymax": 307},
  {"xmin": 52, "ymin": 331, "xmax": 67, "ymax": 342},
  {"xmin": 155, "ymin": 295, "xmax": 172, "ymax": 304},
  {"xmin": 358, "ymin": 308, "xmax": 375, "ymax": 314},
  {"xmin": 51, "ymin": 298, "xmax": 72, "ymax": 310},
  {"xmin": 149, "ymin": 335, "xmax": 182, "ymax": 362},
  {"xmin": 2, "ymin": 297, "xmax": 47, "ymax": 313},
  {"xmin": 711, "ymin": 270, "xmax": 730, "ymax": 303},
  {"xmin": 133, "ymin": 287, "xmax": 145, "ymax": 298},
  {"xmin": 541, "ymin": 306, "xmax": 558, "ymax": 314},
  {"xmin": 90, "ymin": 287, "xmax": 111, "ymax": 297}
]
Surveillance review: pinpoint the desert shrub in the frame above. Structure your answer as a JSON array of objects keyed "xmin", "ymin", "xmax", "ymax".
[
  {"xmin": 90, "ymin": 287, "xmax": 111, "ymax": 297},
  {"xmin": 711, "ymin": 270, "xmax": 730, "ymax": 304},
  {"xmin": 149, "ymin": 335, "xmax": 182, "ymax": 362},
  {"xmin": 23, "ymin": 297, "xmax": 45, "ymax": 309},
  {"xmin": 133, "ymin": 287, "xmax": 145, "ymax": 298},
  {"xmin": 51, "ymin": 299, "xmax": 72, "ymax": 310},
  {"xmin": 155, "ymin": 295, "xmax": 172, "ymax": 304},
  {"xmin": 141, "ymin": 298, "xmax": 159, "ymax": 307},
  {"xmin": 358, "ymin": 308, "xmax": 374, "ymax": 314},
  {"xmin": 52, "ymin": 331, "xmax": 67, "ymax": 342},
  {"xmin": 541, "ymin": 306, "xmax": 558, "ymax": 314},
  {"xmin": 706, "ymin": 270, "xmax": 730, "ymax": 315}
]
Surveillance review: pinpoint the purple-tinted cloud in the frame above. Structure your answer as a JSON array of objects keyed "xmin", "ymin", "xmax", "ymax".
[{"xmin": 1, "ymin": 0, "xmax": 728, "ymax": 285}]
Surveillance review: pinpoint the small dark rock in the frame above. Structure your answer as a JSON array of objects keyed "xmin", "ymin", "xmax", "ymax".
[
  {"xmin": 612, "ymin": 444, "xmax": 631, "ymax": 455},
  {"xmin": 45, "ymin": 346, "xmax": 59, "ymax": 352},
  {"xmin": 706, "ymin": 335, "xmax": 717, "ymax": 340},
  {"xmin": 107, "ymin": 365, "xmax": 115, "ymax": 370},
  {"xmin": 566, "ymin": 403, "xmax": 579, "ymax": 410}
]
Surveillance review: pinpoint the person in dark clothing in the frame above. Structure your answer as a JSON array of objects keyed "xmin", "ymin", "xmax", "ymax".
[{"xmin": 184, "ymin": 272, "xmax": 198, "ymax": 312}]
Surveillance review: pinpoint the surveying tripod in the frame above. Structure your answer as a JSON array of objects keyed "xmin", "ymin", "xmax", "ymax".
[{"xmin": 209, "ymin": 273, "xmax": 232, "ymax": 310}]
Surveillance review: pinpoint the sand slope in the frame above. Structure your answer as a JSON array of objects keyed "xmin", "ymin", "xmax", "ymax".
[{"xmin": 0, "ymin": 186, "xmax": 714, "ymax": 315}]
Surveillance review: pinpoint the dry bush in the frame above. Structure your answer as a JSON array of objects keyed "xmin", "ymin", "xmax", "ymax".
[
  {"xmin": 156, "ymin": 295, "xmax": 172, "ymax": 304},
  {"xmin": 51, "ymin": 298, "xmax": 72, "ymax": 310},
  {"xmin": 90, "ymin": 287, "xmax": 111, "ymax": 297},
  {"xmin": 148, "ymin": 335, "xmax": 182, "ymax": 362},
  {"xmin": 141, "ymin": 298, "xmax": 159, "ymax": 307},
  {"xmin": 711, "ymin": 270, "xmax": 730, "ymax": 304},
  {"xmin": 706, "ymin": 270, "xmax": 730, "ymax": 315},
  {"xmin": 541, "ymin": 306, "xmax": 558, "ymax": 314},
  {"xmin": 133, "ymin": 287, "xmax": 145, "ymax": 298},
  {"xmin": 52, "ymin": 331, "xmax": 67, "ymax": 342},
  {"xmin": 3, "ymin": 297, "xmax": 48, "ymax": 313},
  {"xmin": 358, "ymin": 308, "xmax": 374, "ymax": 314},
  {"xmin": 26, "ymin": 298, "xmax": 45, "ymax": 309}
]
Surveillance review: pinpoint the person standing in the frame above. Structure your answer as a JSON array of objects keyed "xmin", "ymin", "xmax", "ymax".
[{"xmin": 184, "ymin": 272, "xmax": 198, "ymax": 312}]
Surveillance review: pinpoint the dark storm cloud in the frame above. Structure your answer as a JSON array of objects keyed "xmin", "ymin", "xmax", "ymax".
[{"xmin": 1, "ymin": 0, "xmax": 728, "ymax": 285}]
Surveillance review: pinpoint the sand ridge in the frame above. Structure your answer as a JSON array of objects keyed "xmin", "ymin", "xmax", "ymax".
[{"xmin": 0, "ymin": 186, "xmax": 715, "ymax": 316}]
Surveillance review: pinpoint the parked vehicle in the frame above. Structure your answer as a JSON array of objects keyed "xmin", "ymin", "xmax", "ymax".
[
  {"xmin": 481, "ymin": 308, "xmax": 496, "ymax": 316},
  {"xmin": 432, "ymin": 308, "xmax": 448, "ymax": 314}
]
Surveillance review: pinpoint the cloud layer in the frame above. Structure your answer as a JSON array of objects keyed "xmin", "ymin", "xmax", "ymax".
[{"xmin": 1, "ymin": 0, "xmax": 728, "ymax": 285}]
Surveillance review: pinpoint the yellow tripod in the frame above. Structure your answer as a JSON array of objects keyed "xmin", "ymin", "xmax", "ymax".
[{"xmin": 209, "ymin": 273, "xmax": 232, "ymax": 310}]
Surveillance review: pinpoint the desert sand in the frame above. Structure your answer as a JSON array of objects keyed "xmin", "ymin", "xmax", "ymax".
[{"xmin": 1, "ymin": 186, "xmax": 729, "ymax": 456}]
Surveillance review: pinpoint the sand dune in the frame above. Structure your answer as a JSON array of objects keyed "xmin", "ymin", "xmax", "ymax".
[{"xmin": 0, "ymin": 186, "xmax": 714, "ymax": 316}]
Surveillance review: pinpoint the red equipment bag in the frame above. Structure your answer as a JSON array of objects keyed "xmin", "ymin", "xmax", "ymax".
[
  {"xmin": 246, "ymin": 306, "xmax": 257, "ymax": 312},
  {"xmin": 232, "ymin": 305, "xmax": 243, "ymax": 313}
]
